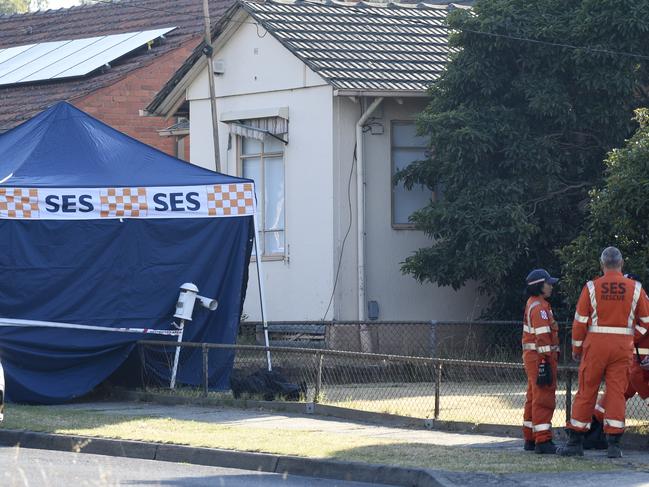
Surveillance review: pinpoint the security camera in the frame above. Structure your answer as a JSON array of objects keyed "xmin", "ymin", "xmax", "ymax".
[
  {"xmin": 173, "ymin": 283, "xmax": 218, "ymax": 321},
  {"xmin": 197, "ymin": 295, "xmax": 218, "ymax": 311}
]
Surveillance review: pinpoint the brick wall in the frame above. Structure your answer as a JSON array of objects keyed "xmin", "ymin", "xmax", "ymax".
[{"xmin": 74, "ymin": 38, "xmax": 199, "ymax": 158}]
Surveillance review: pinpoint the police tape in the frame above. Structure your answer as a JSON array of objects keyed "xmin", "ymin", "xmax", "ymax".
[{"xmin": 0, "ymin": 317, "xmax": 182, "ymax": 336}]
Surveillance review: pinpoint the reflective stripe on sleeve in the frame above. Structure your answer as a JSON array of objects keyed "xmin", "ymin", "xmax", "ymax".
[
  {"xmin": 637, "ymin": 348, "xmax": 649, "ymax": 355},
  {"xmin": 587, "ymin": 281, "xmax": 598, "ymax": 327},
  {"xmin": 523, "ymin": 343, "xmax": 560, "ymax": 352},
  {"xmin": 640, "ymin": 317, "xmax": 649, "ymax": 324},
  {"xmin": 523, "ymin": 421, "xmax": 533, "ymax": 429},
  {"xmin": 523, "ymin": 325, "xmax": 534, "ymax": 334},
  {"xmin": 588, "ymin": 326, "xmax": 634, "ymax": 336},
  {"xmin": 604, "ymin": 419, "xmax": 625, "ymax": 429},
  {"xmin": 574, "ymin": 313, "xmax": 588, "ymax": 323},
  {"xmin": 636, "ymin": 326, "xmax": 647, "ymax": 335},
  {"xmin": 533, "ymin": 423, "xmax": 551, "ymax": 432},
  {"xmin": 570, "ymin": 418, "xmax": 591, "ymax": 430},
  {"xmin": 526, "ymin": 301, "xmax": 541, "ymax": 328},
  {"xmin": 572, "ymin": 340, "xmax": 583, "ymax": 347},
  {"xmin": 535, "ymin": 326, "xmax": 551, "ymax": 335},
  {"xmin": 595, "ymin": 404, "xmax": 605, "ymax": 414},
  {"xmin": 628, "ymin": 282, "xmax": 642, "ymax": 328}
]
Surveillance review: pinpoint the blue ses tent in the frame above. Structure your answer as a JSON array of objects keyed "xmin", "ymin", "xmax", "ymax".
[{"xmin": 0, "ymin": 102, "xmax": 256, "ymax": 403}]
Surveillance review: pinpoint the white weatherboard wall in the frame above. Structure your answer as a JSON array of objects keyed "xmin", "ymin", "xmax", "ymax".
[
  {"xmin": 186, "ymin": 22, "xmax": 335, "ymax": 321},
  {"xmin": 332, "ymin": 96, "xmax": 361, "ymax": 320},
  {"xmin": 361, "ymin": 98, "xmax": 484, "ymax": 320}
]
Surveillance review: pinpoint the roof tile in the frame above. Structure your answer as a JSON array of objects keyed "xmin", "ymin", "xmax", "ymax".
[{"xmin": 240, "ymin": 0, "xmax": 452, "ymax": 92}]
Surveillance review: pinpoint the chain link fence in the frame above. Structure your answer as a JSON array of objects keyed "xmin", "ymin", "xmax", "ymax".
[
  {"xmin": 238, "ymin": 320, "xmax": 575, "ymax": 363},
  {"xmin": 135, "ymin": 332, "xmax": 649, "ymax": 430}
]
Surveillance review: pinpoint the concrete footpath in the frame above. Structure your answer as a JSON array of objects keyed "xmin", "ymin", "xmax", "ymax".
[
  {"xmin": 55, "ymin": 401, "xmax": 522, "ymax": 449},
  {"xmin": 2, "ymin": 401, "xmax": 649, "ymax": 486}
]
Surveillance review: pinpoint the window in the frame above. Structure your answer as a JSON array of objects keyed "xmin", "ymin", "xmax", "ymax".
[
  {"xmin": 391, "ymin": 121, "xmax": 431, "ymax": 227},
  {"xmin": 239, "ymin": 136, "xmax": 285, "ymax": 257}
]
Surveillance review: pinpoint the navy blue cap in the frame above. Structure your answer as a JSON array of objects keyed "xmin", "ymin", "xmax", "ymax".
[{"xmin": 526, "ymin": 269, "xmax": 559, "ymax": 286}]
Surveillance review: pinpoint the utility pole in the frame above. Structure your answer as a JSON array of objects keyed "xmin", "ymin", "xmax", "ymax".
[{"xmin": 202, "ymin": 0, "xmax": 221, "ymax": 173}]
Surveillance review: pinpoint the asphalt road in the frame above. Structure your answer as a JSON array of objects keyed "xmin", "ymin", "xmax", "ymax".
[{"xmin": 0, "ymin": 446, "xmax": 380, "ymax": 487}]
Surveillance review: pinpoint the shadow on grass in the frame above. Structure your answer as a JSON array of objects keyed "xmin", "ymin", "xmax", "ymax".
[
  {"xmin": 2, "ymin": 404, "xmax": 148, "ymax": 435},
  {"xmin": 329, "ymin": 443, "xmax": 622, "ymax": 474}
]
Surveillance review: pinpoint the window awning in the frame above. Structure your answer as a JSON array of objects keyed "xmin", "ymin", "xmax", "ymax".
[
  {"xmin": 157, "ymin": 119, "xmax": 189, "ymax": 137},
  {"xmin": 226, "ymin": 116, "xmax": 288, "ymax": 144}
]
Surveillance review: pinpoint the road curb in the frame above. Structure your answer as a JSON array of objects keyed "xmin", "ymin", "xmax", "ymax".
[{"xmin": 0, "ymin": 429, "xmax": 444, "ymax": 487}]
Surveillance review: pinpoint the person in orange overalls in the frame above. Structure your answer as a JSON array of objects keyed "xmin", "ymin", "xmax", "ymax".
[
  {"xmin": 558, "ymin": 248, "xmax": 649, "ymax": 458},
  {"xmin": 522, "ymin": 269, "xmax": 560, "ymax": 454},
  {"xmin": 584, "ymin": 274, "xmax": 649, "ymax": 450}
]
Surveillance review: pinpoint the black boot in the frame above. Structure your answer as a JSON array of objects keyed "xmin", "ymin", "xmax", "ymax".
[
  {"xmin": 607, "ymin": 434, "xmax": 623, "ymax": 459},
  {"xmin": 557, "ymin": 430, "xmax": 584, "ymax": 457},
  {"xmin": 524, "ymin": 440, "xmax": 536, "ymax": 451},
  {"xmin": 583, "ymin": 418, "xmax": 608, "ymax": 450},
  {"xmin": 535, "ymin": 440, "xmax": 557, "ymax": 454}
]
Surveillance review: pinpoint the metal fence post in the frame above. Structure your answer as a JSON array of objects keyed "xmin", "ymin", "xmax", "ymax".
[
  {"xmin": 565, "ymin": 368, "xmax": 573, "ymax": 423},
  {"xmin": 562, "ymin": 324, "xmax": 570, "ymax": 365},
  {"xmin": 202, "ymin": 343, "xmax": 209, "ymax": 398},
  {"xmin": 138, "ymin": 343, "xmax": 147, "ymax": 392},
  {"xmin": 434, "ymin": 362, "xmax": 442, "ymax": 420},
  {"xmin": 429, "ymin": 320, "xmax": 437, "ymax": 357},
  {"xmin": 314, "ymin": 352, "xmax": 323, "ymax": 403}
]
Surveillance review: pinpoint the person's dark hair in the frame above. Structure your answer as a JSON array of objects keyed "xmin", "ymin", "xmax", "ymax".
[{"xmin": 526, "ymin": 282, "xmax": 544, "ymax": 297}]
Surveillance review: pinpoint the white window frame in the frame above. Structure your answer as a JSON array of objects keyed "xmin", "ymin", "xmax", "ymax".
[
  {"xmin": 237, "ymin": 136, "xmax": 286, "ymax": 260},
  {"xmin": 390, "ymin": 120, "xmax": 432, "ymax": 230}
]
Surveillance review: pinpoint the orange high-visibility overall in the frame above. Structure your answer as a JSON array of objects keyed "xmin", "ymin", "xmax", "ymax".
[
  {"xmin": 568, "ymin": 272, "xmax": 649, "ymax": 435},
  {"xmin": 522, "ymin": 295, "xmax": 559, "ymax": 444},
  {"xmin": 595, "ymin": 290, "xmax": 649, "ymax": 422}
]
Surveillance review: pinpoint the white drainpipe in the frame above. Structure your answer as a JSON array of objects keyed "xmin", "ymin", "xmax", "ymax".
[{"xmin": 355, "ymin": 97, "xmax": 383, "ymax": 321}]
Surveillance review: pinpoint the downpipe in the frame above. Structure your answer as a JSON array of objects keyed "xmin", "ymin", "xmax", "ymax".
[{"xmin": 355, "ymin": 97, "xmax": 383, "ymax": 351}]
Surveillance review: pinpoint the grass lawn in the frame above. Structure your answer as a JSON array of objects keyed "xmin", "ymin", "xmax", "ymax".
[
  {"xmin": 1, "ymin": 404, "xmax": 624, "ymax": 474},
  {"xmin": 324, "ymin": 382, "xmax": 649, "ymax": 430}
]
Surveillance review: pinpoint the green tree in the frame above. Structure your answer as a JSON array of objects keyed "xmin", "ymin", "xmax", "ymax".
[
  {"xmin": 0, "ymin": 0, "xmax": 30, "ymax": 13},
  {"xmin": 396, "ymin": 0, "xmax": 649, "ymax": 319},
  {"xmin": 0, "ymin": 0, "xmax": 48, "ymax": 14},
  {"xmin": 560, "ymin": 109, "xmax": 649, "ymax": 305}
]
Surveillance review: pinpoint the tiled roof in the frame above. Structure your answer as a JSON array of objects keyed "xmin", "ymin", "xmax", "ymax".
[
  {"xmin": 0, "ymin": 0, "xmax": 233, "ymax": 131},
  {"xmin": 240, "ymin": 0, "xmax": 456, "ymax": 93}
]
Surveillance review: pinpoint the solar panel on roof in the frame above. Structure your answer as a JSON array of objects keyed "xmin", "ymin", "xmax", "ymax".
[{"xmin": 0, "ymin": 27, "xmax": 176, "ymax": 86}]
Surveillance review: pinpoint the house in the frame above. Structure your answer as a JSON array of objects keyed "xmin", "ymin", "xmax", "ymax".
[
  {"xmin": 0, "ymin": 0, "xmax": 232, "ymax": 157},
  {"xmin": 146, "ymin": 0, "xmax": 484, "ymax": 322}
]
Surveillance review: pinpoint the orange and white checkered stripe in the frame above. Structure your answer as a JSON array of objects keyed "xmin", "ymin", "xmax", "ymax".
[
  {"xmin": 0, "ymin": 188, "xmax": 39, "ymax": 219},
  {"xmin": 206, "ymin": 183, "xmax": 255, "ymax": 217},
  {"xmin": 0, "ymin": 185, "xmax": 256, "ymax": 219},
  {"xmin": 100, "ymin": 187, "xmax": 148, "ymax": 218}
]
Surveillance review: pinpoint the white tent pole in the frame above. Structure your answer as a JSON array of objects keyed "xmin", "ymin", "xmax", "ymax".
[
  {"xmin": 170, "ymin": 319, "xmax": 185, "ymax": 389},
  {"xmin": 252, "ymin": 199, "xmax": 272, "ymax": 371}
]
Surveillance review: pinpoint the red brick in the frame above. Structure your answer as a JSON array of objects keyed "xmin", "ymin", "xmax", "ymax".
[{"xmin": 73, "ymin": 41, "xmax": 193, "ymax": 158}]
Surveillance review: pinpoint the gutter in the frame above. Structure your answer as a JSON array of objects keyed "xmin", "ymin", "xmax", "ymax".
[
  {"xmin": 355, "ymin": 97, "xmax": 383, "ymax": 321},
  {"xmin": 335, "ymin": 89, "xmax": 428, "ymax": 98}
]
